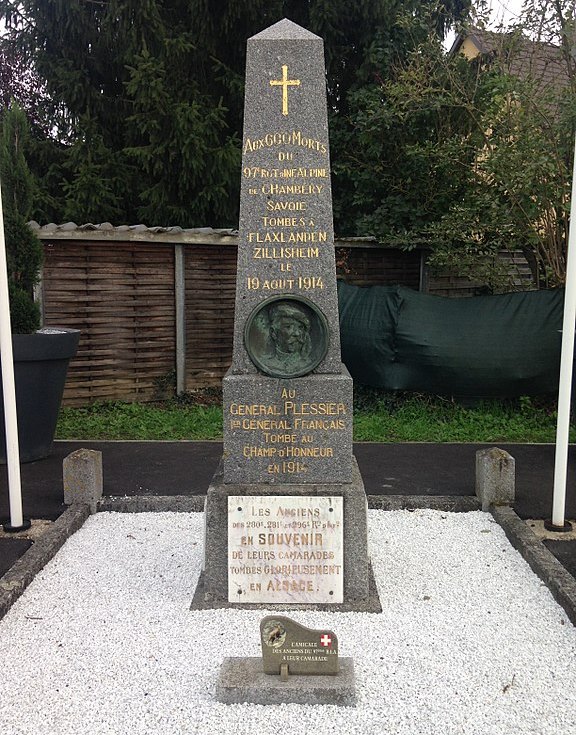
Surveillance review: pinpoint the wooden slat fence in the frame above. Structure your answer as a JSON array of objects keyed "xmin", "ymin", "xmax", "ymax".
[
  {"xmin": 37, "ymin": 228, "xmax": 531, "ymax": 406},
  {"xmin": 185, "ymin": 244, "xmax": 237, "ymax": 387},
  {"xmin": 42, "ymin": 239, "xmax": 176, "ymax": 405}
]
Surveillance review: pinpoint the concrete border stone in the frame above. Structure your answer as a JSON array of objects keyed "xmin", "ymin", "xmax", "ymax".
[
  {"xmin": 99, "ymin": 495, "xmax": 206, "ymax": 513},
  {"xmin": 0, "ymin": 504, "xmax": 90, "ymax": 621},
  {"xmin": 98, "ymin": 494, "xmax": 480, "ymax": 513},
  {"xmin": 491, "ymin": 505, "xmax": 576, "ymax": 627},
  {"xmin": 476, "ymin": 447, "xmax": 515, "ymax": 511},
  {"xmin": 367, "ymin": 495, "xmax": 480, "ymax": 512}
]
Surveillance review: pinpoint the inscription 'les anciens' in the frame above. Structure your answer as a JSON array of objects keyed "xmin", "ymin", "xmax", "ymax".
[{"xmin": 228, "ymin": 497, "xmax": 344, "ymax": 603}]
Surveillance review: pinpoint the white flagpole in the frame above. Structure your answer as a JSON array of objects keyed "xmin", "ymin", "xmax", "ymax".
[
  {"xmin": 0, "ymin": 174, "xmax": 29, "ymax": 533},
  {"xmin": 549, "ymin": 135, "xmax": 576, "ymax": 531}
]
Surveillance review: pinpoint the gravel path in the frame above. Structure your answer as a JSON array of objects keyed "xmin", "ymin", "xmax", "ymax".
[{"xmin": 1, "ymin": 509, "xmax": 576, "ymax": 735}]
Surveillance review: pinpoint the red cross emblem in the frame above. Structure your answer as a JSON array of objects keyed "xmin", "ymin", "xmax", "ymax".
[{"xmin": 320, "ymin": 634, "xmax": 332, "ymax": 648}]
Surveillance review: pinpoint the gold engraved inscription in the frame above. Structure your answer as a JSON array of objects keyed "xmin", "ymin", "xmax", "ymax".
[
  {"xmin": 270, "ymin": 65, "xmax": 301, "ymax": 116},
  {"xmin": 243, "ymin": 167, "xmax": 328, "ymax": 179},
  {"xmin": 242, "ymin": 127, "xmax": 329, "ymax": 293},
  {"xmin": 228, "ymin": 389, "xmax": 347, "ymax": 476},
  {"xmin": 243, "ymin": 131, "xmax": 327, "ymax": 154}
]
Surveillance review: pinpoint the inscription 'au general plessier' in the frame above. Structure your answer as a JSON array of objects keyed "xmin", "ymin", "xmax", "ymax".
[{"xmin": 230, "ymin": 401, "xmax": 346, "ymax": 415}]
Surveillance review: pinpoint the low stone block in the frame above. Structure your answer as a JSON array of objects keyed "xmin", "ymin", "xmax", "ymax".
[
  {"xmin": 475, "ymin": 447, "xmax": 515, "ymax": 511},
  {"xmin": 216, "ymin": 657, "xmax": 356, "ymax": 706},
  {"xmin": 63, "ymin": 449, "xmax": 103, "ymax": 513}
]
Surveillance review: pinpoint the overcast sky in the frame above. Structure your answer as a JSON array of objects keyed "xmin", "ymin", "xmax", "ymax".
[
  {"xmin": 445, "ymin": 0, "xmax": 525, "ymax": 48},
  {"xmin": 487, "ymin": 0, "xmax": 525, "ymax": 26}
]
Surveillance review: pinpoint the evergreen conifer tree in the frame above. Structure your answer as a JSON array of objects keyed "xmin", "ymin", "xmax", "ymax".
[
  {"xmin": 0, "ymin": 1, "xmax": 470, "ymax": 227},
  {"xmin": 0, "ymin": 104, "xmax": 43, "ymax": 333}
]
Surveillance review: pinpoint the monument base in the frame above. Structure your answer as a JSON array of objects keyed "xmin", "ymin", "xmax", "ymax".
[
  {"xmin": 216, "ymin": 657, "xmax": 356, "ymax": 707},
  {"xmin": 191, "ymin": 458, "xmax": 382, "ymax": 613}
]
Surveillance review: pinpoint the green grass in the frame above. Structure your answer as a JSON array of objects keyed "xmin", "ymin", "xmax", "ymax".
[
  {"xmin": 56, "ymin": 400, "xmax": 222, "ymax": 440},
  {"xmin": 353, "ymin": 392, "xmax": 572, "ymax": 443},
  {"xmin": 55, "ymin": 389, "xmax": 574, "ymax": 443}
]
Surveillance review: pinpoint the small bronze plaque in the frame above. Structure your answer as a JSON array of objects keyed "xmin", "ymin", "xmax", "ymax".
[
  {"xmin": 244, "ymin": 295, "xmax": 329, "ymax": 378},
  {"xmin": 260, "ymin": 615, "xmax": 339, "ymax": 676}
]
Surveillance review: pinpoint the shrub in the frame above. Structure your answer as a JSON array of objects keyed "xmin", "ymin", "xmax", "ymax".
[{"xmin": 0, "ymin": 103, "xmax": 42, "ymax": 333}]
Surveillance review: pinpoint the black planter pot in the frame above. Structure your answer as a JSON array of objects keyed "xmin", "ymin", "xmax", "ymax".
[{"xmin": 0, "ymin": 327, "xmax": 80, "ymax": 463}]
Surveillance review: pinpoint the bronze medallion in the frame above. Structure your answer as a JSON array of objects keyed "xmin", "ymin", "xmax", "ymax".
[{"xmin": 244, "ymin": 295, "xmax": 329, "ymax": 378}]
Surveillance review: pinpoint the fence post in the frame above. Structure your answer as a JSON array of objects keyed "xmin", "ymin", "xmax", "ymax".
[{"xmin": 175, "ymin": 244, "xmax": 186, "ymax": 395}]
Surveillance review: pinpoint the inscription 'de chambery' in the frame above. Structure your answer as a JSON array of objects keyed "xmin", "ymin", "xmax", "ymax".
[{"xmin": 228, "ymin": 496, "xmax": 343, "ymax": 604}]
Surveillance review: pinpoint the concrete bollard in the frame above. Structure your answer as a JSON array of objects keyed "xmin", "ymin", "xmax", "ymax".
[
  {"xmin": 63, "ymin": 449, "xmax": 103, "ymax": 514},
  {"xmin": 475, "ymin": 447, "xmax": 515, "ymax": 512}
]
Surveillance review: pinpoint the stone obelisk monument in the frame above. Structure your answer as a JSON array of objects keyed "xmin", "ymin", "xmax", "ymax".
[{"xmin": 193, "ymin": 19, "xmax": 378, "ymax": 612}]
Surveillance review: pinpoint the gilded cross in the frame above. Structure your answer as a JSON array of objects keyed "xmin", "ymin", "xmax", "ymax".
[{"xmin": 270, "ymin": 65, "xmax": 301, "ymax": 116}]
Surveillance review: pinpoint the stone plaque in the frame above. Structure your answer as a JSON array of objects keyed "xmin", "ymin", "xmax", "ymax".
[
  {"xmin": 228, "ymin": 495, "xmax": 343, "ymax": 603},
  {"xmin": 260, "ymin": 615, "xmax": 339, "ymax": 676}
]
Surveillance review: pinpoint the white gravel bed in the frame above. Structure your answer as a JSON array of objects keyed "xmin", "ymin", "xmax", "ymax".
[{"xmin": 1, "ymin": 509, "xmax": 576, "ymax": 735}]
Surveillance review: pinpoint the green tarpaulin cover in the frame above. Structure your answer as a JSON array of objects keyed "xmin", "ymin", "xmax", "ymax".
[{"xmin": 338, "ymin": 283, "xmax": 564, "ymax": 398}]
